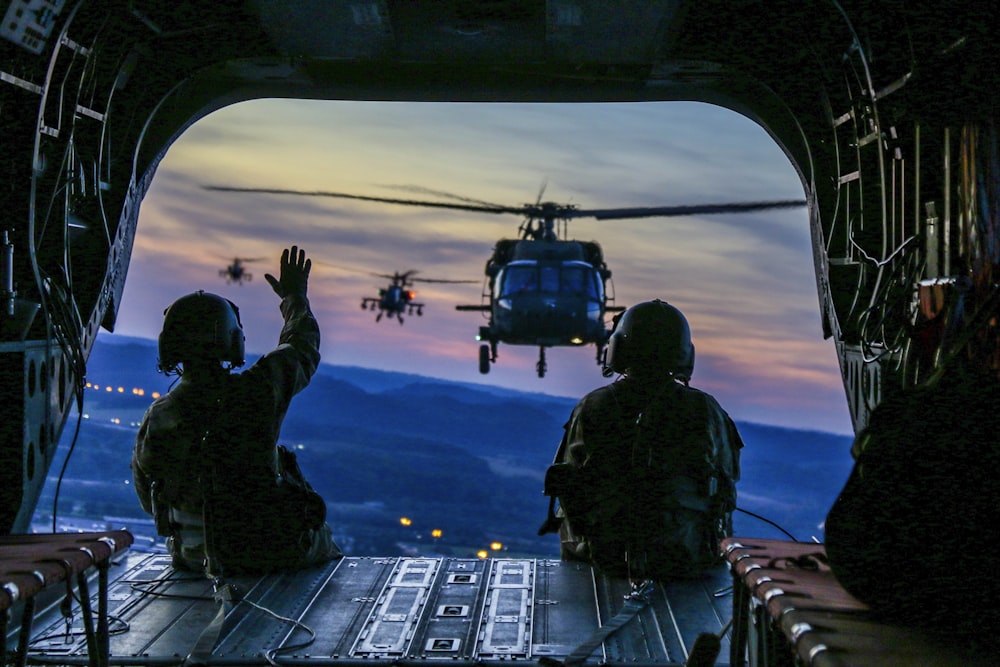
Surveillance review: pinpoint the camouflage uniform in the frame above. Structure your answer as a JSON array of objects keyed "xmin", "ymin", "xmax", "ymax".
[
  {"xmin": 132, "ymin": 292, "xmax": 341, "ymax": 573},
  {"xmin": 554, "ymin": 374, "xmax": 742, "ymax": 578}
]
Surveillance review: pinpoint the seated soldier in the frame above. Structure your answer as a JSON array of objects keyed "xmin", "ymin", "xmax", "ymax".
[
  {"xmin": 825, "ymin": 348, "xmax": 1000, "ymax": 642},
  {"xmin": 131, "ymin": 246, "xmax": 341, "ymax": 575},
  {"xmin": 540, "ymin": 300, "xmax": 743, "ymax": 582}
]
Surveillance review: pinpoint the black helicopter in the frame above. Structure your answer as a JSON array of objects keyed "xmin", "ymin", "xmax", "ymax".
[
  {"xmin": 453, "ymin": 197, "xmax": 804, "ymax": 377},
  {"xmin": 358, "ymin": 269, "xmax": 476, "ymax": 324},
  {"xmin": 219, "ymin": 256, "xmax": 264, "ymax": 285},
  {"xmin": 204, "ymin": 185, "xmax": 805, "ymax": 376}
]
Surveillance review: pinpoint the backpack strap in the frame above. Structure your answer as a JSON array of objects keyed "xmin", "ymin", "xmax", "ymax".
[
  {"xmin": 537, "ymin": 398, "xmax": 590, "ymax": 537},
  {"xmin": 182, "ymin": 394, "xmax": 239, "ymax": 665},
  {"xmin": 197, "ymin": 395, "xmax": 230, "ymax": 579},
  {"xmin": 537, "ymin": 487, "xmax": 563, "ymax": 536},
  {"xmin": 183, "ymin": 579, "xmax": 238, "ymax": 666},
  {"xmin": 149, "ymin": 479, "xmax": 172, "ymax": 536}
]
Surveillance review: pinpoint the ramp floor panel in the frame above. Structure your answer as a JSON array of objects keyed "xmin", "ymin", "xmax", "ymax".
[{"xmin": 21, "ymin": 552, "xmax": 734, "ymax": 666}]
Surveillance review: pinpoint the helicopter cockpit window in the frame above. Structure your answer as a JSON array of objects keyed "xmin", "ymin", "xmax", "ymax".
[
  {"xmin": 540, "ymin": 266, "xmax": 560, "ymax": 293},
  {"xmin": 499, "ymin": 264, "xmax": 538, "ymax": 297},
  {"xmin": 560, "ymin": 264, "xmax": 599, "ymax": 299},
  {"xmin": 498, "ymin": 261, "xmax": 603, "ymax": 300}
]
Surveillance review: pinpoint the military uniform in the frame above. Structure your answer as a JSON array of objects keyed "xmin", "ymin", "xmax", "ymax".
[
  {"xmin": 553, "ymin": 374, "xmax": 742, "ymax": 578},
  {"xmin": 132, "ymin": 292, "xmax": 341, "ymax": 573},
  {"xmin": 825, "ymin": 361, "xmax": 1000, "ymax": 638}
]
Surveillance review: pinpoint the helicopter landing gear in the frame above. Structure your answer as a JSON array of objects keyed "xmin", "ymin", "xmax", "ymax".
[
  {"xmin": 375, "ymin": 312, "xmax": 383, "ymax": 322},
  {"xmin": 536, "ymin": 347, "xmax": 547, "ymax": 378},
  {"xmin": 479, "ymin": 333, "xmax": 498, "ymax": 374}
]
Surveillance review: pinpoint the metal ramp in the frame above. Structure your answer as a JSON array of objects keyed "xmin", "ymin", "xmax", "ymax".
[{"xmin": 21, "ymin": 552, "xmax": 734, "ymax": 665}]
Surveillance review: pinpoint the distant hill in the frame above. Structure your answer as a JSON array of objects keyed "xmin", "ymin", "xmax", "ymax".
[
  {"xmin": 56, "ymin": 334, "xmax": 855, "ymax": 554},
  {"xmin": 88, "ymin": 333, "xmax": 573, "ymax": 407}
]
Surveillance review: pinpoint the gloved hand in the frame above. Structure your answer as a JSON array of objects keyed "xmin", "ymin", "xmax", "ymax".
[{"xmin": 265, "ymin": 245, "xmax": 311, "ymax": 298}]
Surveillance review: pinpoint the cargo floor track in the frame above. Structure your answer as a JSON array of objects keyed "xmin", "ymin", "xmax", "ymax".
[{"xmin": 22, "ymin": 552, "xmax": 733, "ymax": 666}]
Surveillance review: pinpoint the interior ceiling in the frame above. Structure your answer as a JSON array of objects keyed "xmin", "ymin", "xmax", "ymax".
[{"xmin": 245, "ymin": 0, "xmax": 679, "ymax": 64}]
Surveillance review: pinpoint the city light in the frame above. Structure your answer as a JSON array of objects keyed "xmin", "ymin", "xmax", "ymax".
[
  {"xmin": 79, "ymin": 381, "xmax": 159, "ymax": 426},
  {"xmin": 399, "ymin": 517, "xmax": 412, "ymax": 527},
  {"xmin": 431, "ymin": 529, "xmax": 442, "ymax": 538},
  {"xmin": 87, "ymin": 380, "xmax": 153, "ymax": 397},
  {"xmin": 490, "ymin": 542, "xmax": 503, "ymax": 551},
  {"xmin": 476, "ymin": 550, "xmax": 488, "ymax": 559}
]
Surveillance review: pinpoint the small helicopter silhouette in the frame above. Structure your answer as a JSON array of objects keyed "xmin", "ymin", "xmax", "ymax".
[
  {"xmin": 205, "ymin": 184, "xmax": 805, "ymax": 376},
  {"xmin": 359, "ymin": 269, "xmax": 477, "ymax": 324},
  {"xmin": 219, "ymin": 257, "xmax": 264, "ymax": 285}
]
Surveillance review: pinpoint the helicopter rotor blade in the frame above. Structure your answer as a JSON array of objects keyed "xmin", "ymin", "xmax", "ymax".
[
  {"xmin": 215, "ymin": 255, "xmax": 266, "ymax": 262},
  {"xmin": 368, "ymin": 269, "xmax": 421, "ymax": 285},
  {"xmin": 573, "ymin": 199, "xmax": 807, "ymax": 220},
  {"xmin": 411, "ymin": 277, "xmax": 480, "ymax": 284},
  {"xmin": 311, "ymin": 261, "xmax": 378, "ymax": 277},
  {"xmin": 315, "ymin": 263, "xmax": 405, "ymax": 285},
  {"xmin": 318, "ymin": 263, "xmax": 471, "ymax": 285},
  {"xmin": 535, "ymin": 179, "xmax": 548, "ymax": 207},
  {"xmin": 399, "ymin": 269, "xmax": 420, "ymax": 282},
  {"xmin": 203, "ymin": 185, "xmax": 527, "ymax": 216},
  {"xmin": 379, "ymin": 185, "xmax": 508, "ymax": 210},
  {"xmin": 205, "ymin": 185, "xmax": 806, "ymax": 224}
]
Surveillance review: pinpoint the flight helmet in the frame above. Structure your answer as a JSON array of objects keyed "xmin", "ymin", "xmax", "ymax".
[
  {"xmin": 603, "ymin": 299, "xmax": 695, "ymax": 380},
  {"xmin": 157, "ymin": 290, "xmax": 245, "ymax": 374}
]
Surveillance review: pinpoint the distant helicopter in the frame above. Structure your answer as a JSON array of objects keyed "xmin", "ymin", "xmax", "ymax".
[
  {"xmin": 219, "ymin": 257, "xmax": 264, "ymax": 285},
  {"xmin": 204, "ymin": 185, "xmax": 805, "ymax": 376},
  {"xmin": 357, "ymin": 269, "xmax": 477, "ymax": 325}
]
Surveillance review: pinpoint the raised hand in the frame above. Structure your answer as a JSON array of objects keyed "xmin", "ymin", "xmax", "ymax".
[{"xmin": 265, "ymin": 245, "xmax": 311, "ymax": 298}]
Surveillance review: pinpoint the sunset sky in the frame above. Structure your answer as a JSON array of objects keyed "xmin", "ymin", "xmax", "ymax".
[{"xmin": 109, "ymin": 99, "xmax": 854, "ymax": 435}]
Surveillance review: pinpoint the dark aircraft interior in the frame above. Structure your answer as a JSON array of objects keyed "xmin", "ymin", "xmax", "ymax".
[{"xmin": 1, "ymin": 2, "xmax": 997, "ymax": 665}]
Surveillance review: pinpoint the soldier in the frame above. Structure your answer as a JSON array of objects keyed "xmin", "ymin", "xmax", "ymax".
[
  {"xmin": 826, "ymin": 346, "xmax": 1000, "ymax": 641},
  {"xmin": 132, "ymin": 246, "xmax": 341, "ymax": 575},
  {"xmin": 541, "ymin": 300, "xmax": 743, "ymax": 581}
]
